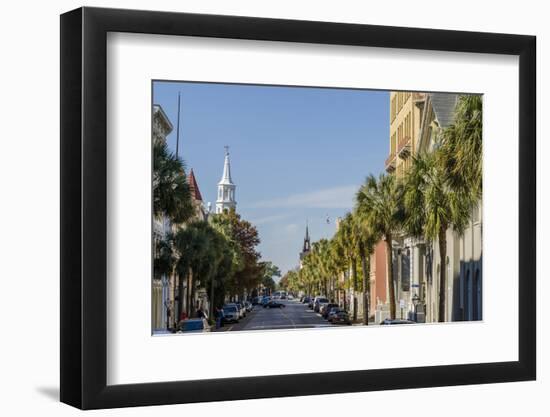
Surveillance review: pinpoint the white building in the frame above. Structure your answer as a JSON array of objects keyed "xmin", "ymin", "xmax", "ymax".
[
  {"xmin": 215, "ymin": 147, "xmax": 237, "ymax": 214},
  {"xmin": 152, "ymin": 104, "xmax": 173, "ymax": 332},
  {"xmin": 412, "ymin": 93, "xmax": 483, "ymax": 323}
]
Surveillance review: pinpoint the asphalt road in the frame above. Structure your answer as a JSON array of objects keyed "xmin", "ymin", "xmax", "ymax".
[{"xmin": 216, "ymin": 299, "xmax": 334, "ymax": 332}]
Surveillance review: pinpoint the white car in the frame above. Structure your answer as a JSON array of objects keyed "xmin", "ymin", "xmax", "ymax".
[{"xmin": 222, "ymin": 305, "xmax": 240, "ymax": 322}]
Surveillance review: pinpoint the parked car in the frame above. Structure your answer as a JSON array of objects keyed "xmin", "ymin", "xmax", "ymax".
[
  {"xmin": 222, "ymin": 305, "xmax": 240, "ymax": 323},
  {"xmin": 177, "ymin": 318, "xmax": 211, "ymax": 333},
  {"xmin": 235, "ymin": 302, "xmax": 246, "ymax": 318},
  {"xmin": 264, "ymin": 300, "xmax": 286, "ymax": 309},
  {"xmin": 328, "ymin": 309, "xmax": 351, "ymax": 325},
  {"xmin": 261, "ymin": 296, "xmax": 271, "ymax": 306},
  {"xmin": 380, "ymin": 319, "xmax": 415, "ymax": 325},
  {"xmin": 302, "ymin": 296, "xmax": 310, "ymax": 304},
  {"xmin": 321, "ymin": 303, "xmax": 340, "ymax": 319},
  {"xmin": 313, "ymin": 297, "xmax": 329, "ymax": 313},
  {"xmin": 245, "ymin": 301, "xmax": 253, "ymax": 312}
]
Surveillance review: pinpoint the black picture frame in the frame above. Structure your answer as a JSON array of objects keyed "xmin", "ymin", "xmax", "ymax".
[{"xmin": 60, "ymin": 6, "xmax": 536, "ymax": 410}]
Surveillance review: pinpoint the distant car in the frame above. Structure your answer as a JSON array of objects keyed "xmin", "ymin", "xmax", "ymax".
[
  {"xmin": 321, "ymin": 303, "xmax": 340, "ymax": 319},
  {"xmin": 314, "ymin": 297, "xmax": 329, "ymax": 313},
  {"xmin": 235, "ymin": 302, "xmax": 246, "ymax": 318},
  {"xmin": 287, "ymin": 295, "xmax": 293, "ymax": 301},
  {"xmin": 302, "ymin": 296, "xmax": 311, "ymax": 304},
  {"xmin": 177, "ymin": 318, "xmax": 211, "ymax": 333},
  {"xmin": 261, "ymin": 296, "xmax": 271, "ymax": 306},
  {"xmin": 264, "ymin": 300, "xmax": 286, "ymax": 309},
  {"xmin": 244, "ymin": 301, "xmax": 253, "ymax": 312},
  {"xmin": 222, "ymin": 305, "xmax": 240, "ymax": 323},
  {"xmin": 380, "ymin": 319, "xmax": 415, "ymax": 325},
  {"xmin": 329, "ymin": 309, "xmax": 351, "ymax": 325}
]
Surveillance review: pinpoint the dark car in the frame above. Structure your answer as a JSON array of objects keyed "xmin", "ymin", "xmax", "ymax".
[
  {"xmin": 328, "ymin": 309, "xmax": 351, "ymax": 325},
  {"xmin": 302, "ymin": 296, "xmax": 311, "ymax": 304},
  {"xmin": 380, "ymin": 319, "xmax": 415, "ymax": 325},
  {"xmin": 321, "ymin": 303, "xmax": 340, "ymax": 319},
  {"xmin": 264, "ymin": 300, "xmax": 286, "ymax": 309}
]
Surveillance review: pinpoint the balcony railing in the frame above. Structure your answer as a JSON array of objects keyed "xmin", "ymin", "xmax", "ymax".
[
  {"xmin": 397, "ymin": 136, "xmax": 411, "ymax": 159},
  {"xmin": 385, "ymin": 152, "xmax": 396, "ymax": 172}
]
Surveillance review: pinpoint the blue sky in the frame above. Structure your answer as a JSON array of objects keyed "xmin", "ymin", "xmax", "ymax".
[{"xmin": 153, "ymin": 81, "xmax": 389, "ymax": 277}]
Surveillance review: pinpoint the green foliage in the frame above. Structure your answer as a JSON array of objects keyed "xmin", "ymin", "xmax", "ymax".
[
  {"xmin": 403, "ymin": 150, "xmax": 472, "ymax": 241},
  {"xmin": 440, "ymin": 95, "xmax": 483, "ymax": 201},
  {"xmin": 153, "ymin": 141, "xmax": 194, "ymax": 224}
]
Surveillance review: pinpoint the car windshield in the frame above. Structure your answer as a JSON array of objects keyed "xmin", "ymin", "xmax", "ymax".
[
  {"xmin": 318, "ymin": 298, "xmax": 328, "ymax": 303},
  {"xmin": 223, "ymin": 307, "xmax": 237, "ymax": 312}
]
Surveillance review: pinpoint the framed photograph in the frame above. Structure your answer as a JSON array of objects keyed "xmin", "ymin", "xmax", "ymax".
[{"xmin": 60, "ymin": 6, "xmax": 536, "ymax": 410}]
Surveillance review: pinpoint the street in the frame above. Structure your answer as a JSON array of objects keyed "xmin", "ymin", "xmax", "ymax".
[{"xmin": 215, "ymin": 300, "xmax": 334, "ymax": 332}]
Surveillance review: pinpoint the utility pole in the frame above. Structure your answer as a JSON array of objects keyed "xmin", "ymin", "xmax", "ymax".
[{"xmin": 175, "ymin": 92, "xmax": 181, "ymax": 159}]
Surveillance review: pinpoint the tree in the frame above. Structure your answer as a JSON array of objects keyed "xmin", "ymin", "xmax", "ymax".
[
  {"xmin": 215, "ymin": 208, "xmax": 263, "ymax": 299},
  {"xmin": 352, "ymin": 212, "xmax": 378, "ymax": 325},
  {"xmin": 403, "ymin": 150, "xmax": 472, "ymax": 322},
  {"xmin": 153, "ymin": 234, "xmax": 174, "ymax": 281},
  {"xmin": 260, "ymin": 261, "xmax": 281, "ymax": 296},
  {"xmin": 356, "ymin": 174, "xmax": 404, "ymax": 320},
  {"xmin": 440, "ymin": 95, "xmax": 483, "ymax": 201},
  {"xmin": 152, "ymin": 141, "xmax": 194, "ymax": 224},
  {"xmin": 333, "ymin": 214, "xmax": 360, "ymax": 320},
  {"xmin": 174, "ymin": 221, "xmax": 213, "ymax": 318}
]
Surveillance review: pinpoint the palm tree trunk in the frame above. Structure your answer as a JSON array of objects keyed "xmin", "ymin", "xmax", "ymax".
[
  {"xmin": 438, "ymin": 227, "xmax": 447, "ymax": 323},
  {"xmin": 386, "ymin": 235, "xmax": 396, "ymax": 320},
  {"xmin": 186, "ymin": 271, "xmax": 192, "ymax": 317},
  {"xmin": 190, "ymin": 273, "xmax": 197, "ymax": 317},
  {"xmin": 351, "ymin": 258, "xmax": 358, "ymax": 322},
  {"xmin": 177, "ymin": 272, "xmax": 185, "ymax": 324},
  {"xmin": 360, "ymin": 247, "xmax": 370, "ymax": 325},
  {"xmin": 209, "ymin": 277, "xmax": 215, "ymax": 321}
]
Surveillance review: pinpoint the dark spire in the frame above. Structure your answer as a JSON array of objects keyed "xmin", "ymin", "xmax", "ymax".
[{"xmin": 303, "ymin": 221, "xmax": 311, "ymax": 253}]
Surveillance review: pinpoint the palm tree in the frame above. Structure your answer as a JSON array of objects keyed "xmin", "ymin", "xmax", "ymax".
[
  {"xmin": 356, "ymin": 174, "xmax": 404, "ymax": 320},
  {"xmin": 174, "ymin": 221, "xmax": 211, "ymax": 319},
  {"xmin": 403, "ymin": 150, "xmax": 472, "ymax": 322},
  {"xmin": 153, "ymin": 141, "xmax": 194, "ymax": 224},
  {"xmin": 153, "ymin": 234, "xmax": 174, "ymax": 281},
  {"xmin": 440, "ymin": 95, "xmax": 483, "ymax": 201},
  {"xmin": 334, "ymin": 214, "xmax": 361, "ymax": 321},
  {"xmin": 352, "ymin": 212, "xmax": 378, "ymax": 325}
]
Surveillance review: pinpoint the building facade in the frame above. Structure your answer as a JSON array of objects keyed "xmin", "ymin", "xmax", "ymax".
[
  {"xmin": 152, "ymin": 104, "xmax": 213, "ymax": 331},
  {"xmin": 416, "ymin": 93, "xmax": 483, "ymax": 323},
  {"xmin": 152, "ymin": 104, "xmax": 173, "ymax": 332},
  {"xmin": 373, "ymin": 92, "xmax": 482, "ymax": 323},
  {"xmin": 371, "ymin": 92, "xmax": 427, "ymax": 322}
]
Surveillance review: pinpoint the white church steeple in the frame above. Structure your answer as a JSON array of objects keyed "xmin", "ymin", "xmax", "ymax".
[{"xmin": 216, "ymin": 146, "xmax": 236, "ymax": 214}]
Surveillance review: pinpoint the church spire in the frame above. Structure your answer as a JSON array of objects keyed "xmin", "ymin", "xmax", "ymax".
[
  {"xmin": 219, "ymin": 145, "xmax": 233, "ymax": 185},
  {"xmin": 299, "ymin": 221, "xmax": 311, "ymax": 265},
  {"xmin": 215, "ymin": 146, "xmax": 237, "ymax": 214},
  {"xmin": 302, "ymin": 222, "xmax": 311, "ymax": 253}
]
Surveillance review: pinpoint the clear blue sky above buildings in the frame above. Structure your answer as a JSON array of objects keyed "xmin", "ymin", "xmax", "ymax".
[{"xmin": 153, "ymin": 81, "xmax": 389, "ymax": 277}]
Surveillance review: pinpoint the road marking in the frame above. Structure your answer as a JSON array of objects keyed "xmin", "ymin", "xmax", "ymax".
[{"xmin": 248, "ymin": 324, "xmax": 333, "ymax": 329}]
